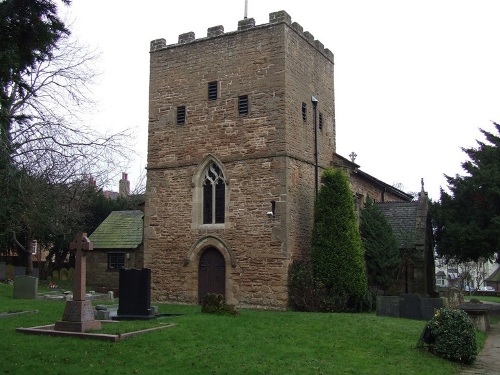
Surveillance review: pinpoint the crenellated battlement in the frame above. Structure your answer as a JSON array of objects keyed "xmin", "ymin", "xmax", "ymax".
[{"xmin": 150, "ymin": 10, "xmax": 333, "ymax": 62}]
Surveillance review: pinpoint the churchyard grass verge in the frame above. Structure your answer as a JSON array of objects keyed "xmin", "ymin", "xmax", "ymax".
[{"xmin": 0, "ymin": 282, "xmax": 479, "ymax": 374}]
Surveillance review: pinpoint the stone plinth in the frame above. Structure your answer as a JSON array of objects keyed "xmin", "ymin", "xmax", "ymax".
[
  {"xmin": 55, "ymin": 300, "xmax": 101, "ymax": 332},
  {"xmin": 458, "ymin": 302, "xmax": 490, "ymax": 332}
]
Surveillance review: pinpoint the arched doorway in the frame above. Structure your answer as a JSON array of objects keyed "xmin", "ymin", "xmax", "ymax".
[{"xmin": 198, "ymin": 247, "xmax": 225, "ymax": 302}]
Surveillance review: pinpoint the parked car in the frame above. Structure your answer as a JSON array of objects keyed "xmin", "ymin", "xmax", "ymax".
[{"xmin": 479, "ymin": 286, "xmax": 495, "ymax": 292}]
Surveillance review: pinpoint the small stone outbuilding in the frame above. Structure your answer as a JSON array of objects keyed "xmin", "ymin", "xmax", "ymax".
[{"xmin": 87, "ymin": 210, "xmax": 144, "ymax": 292}]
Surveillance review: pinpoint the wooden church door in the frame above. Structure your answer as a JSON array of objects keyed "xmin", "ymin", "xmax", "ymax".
[{"xmin": 198, "ymin": 247, "xmax": 225, "ymax": 302}]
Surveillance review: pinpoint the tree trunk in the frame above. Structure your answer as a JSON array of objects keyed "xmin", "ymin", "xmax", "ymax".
[{"xmin": 12, "ymin": 232, "xmax": 34, "ymax": 276}]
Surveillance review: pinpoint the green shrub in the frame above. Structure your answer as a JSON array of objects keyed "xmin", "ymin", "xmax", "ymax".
[
  {"xmin": 426, "ymin": 308, "xmax": 477, "ymax": 364},
  {"xmin": 311, "ymin": 168, "xmax": 367, "ymax": 311},
  {"xmin": 288, "ymin": 260, "xmax": 318, "ymax": 311},
  {"xmin": 360, "ymin": 197, "xmax": 401, "ymax": 291},
  {"xmin": 289, "ymin": 260, "xmax": 378, "ymax": 313},
  {"xmin": 201, "ymin": 293, "xmax": 239, "ymax": 316}
]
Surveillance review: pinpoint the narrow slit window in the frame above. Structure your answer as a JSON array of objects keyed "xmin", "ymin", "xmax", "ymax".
[
  {"xmin": 302, "ymin": 102, "xmax": 307, "ymax": 122},
  {"xmin": 177, "ymin": 106, "xmax": 186, "ymax": 125},
  {"xmin": 238, "ymin": 95, "xmax": 248, "ymax": 115},
  {"xmin": 208, "ymin": 81, "xmax": 218, "ymax": 100},
  {"xmin": 319, "ymin": 112, "xmax": 323, "ymax": 130}
]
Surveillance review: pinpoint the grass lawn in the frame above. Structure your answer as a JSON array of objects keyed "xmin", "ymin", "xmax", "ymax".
[{"xmin": 0, "ymin": 283, "xmax": 480, "ymax": 375}]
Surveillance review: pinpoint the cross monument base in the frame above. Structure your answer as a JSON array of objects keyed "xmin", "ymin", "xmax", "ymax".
[{"xmin": 54, "ymin": 300, "xmax": 102, "ymax": 332}]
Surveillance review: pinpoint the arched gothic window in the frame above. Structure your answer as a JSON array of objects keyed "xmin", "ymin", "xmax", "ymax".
[{"xmin": 203, "ymin": 163, "xmax": 225, "ymax": 224}]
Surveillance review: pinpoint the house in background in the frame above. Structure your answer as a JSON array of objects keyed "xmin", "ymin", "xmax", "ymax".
[
  {"xmin": 87, "ymin": 210, "xmax": 144, "ymax": 292},
  {"xmin": 434, "ymin": 257, "xmax": 499, "ymax": 292},
  {"xmin": 485, "ymin": 266, "xmax": 500, "ymax": 291}
]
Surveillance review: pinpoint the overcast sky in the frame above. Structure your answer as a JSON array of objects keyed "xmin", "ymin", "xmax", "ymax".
[{"xmin": 65, "ymin": 0, "xmax": 500, "ymax": 200}]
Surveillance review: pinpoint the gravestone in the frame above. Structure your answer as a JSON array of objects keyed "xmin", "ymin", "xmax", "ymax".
[
  {"xmin": 54, "ymin": 232, "xmax": 101, "ymax": 332},
  {"xmin": 376, "ymin": 296, "xmax": 400, "ymax": 318},
  {"xmin": 13, "ymin": 275, "xmax": 38, "ymax": 299},
  {"xmin": 399, "ymin": 294, "xmax": 422, "ymax": 320},
  {"xmin": 60, "ymin": 268, "xmax": 68, "ymax": 281},
  {"xmin": 441, "ymin": 288, "xmax": 463, "ymax": 308},
  {"xmin": 0, "ymin": 262, "xmax": 5, "ymax": 280},
  {"xmin": 420, "ymin": 297, "xmax": 444, "ymax": 320},
  {"xmin": 115, "ymin": 268, "xmax": 153, "ymax": 319},
  {"xmin": 5, "ymin": 264, "xmax": 14, "ymax": 279}
]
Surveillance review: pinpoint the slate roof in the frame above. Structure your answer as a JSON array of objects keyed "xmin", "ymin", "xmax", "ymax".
[
  {"xmin": 89, "ymin": 210, "xmax": 143, "ymax": 249},
  {"xmin": 375, "ymin": 202, "xmax": 418, "ymax": 248},
  {"xmin": 486, "ymin": 267, "xmax": 500, "ymax": 282}
]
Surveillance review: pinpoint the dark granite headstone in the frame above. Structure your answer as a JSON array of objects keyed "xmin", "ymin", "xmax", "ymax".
[
  {"xmin": 399, "ymin": 294, "xmax": 422, "ymax": 320},
  {"xmin": 116, "ymin": 268, "xmax": 152, "ymax": 318},
  {"xmin": 376, "ymin": 296, "xmax": 400, "ymax": 318},
  {"xmin": 420, "ymin": 297, "xmax": 444, "ymax": 320},
  {"xmin": 13, "ymin": 275, "xmax": 38, "ymax": 299}
]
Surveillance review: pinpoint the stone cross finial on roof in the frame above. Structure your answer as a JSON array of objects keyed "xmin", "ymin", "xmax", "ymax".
[{"xmin": 349, "ymin": 152, "xmax": 357, "ymax": 163}]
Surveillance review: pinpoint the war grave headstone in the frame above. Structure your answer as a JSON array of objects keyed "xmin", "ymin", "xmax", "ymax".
[
  {"xmin": 54, "ymin": 232, "xmax": 102, "ymax": 332},
  {"xmin": 13, "ymin": 275, "xmax": 38, "ymax": 299},
  {"xmin": 60, "ymin": 268, "xmax": 69, "ymax": 281}
]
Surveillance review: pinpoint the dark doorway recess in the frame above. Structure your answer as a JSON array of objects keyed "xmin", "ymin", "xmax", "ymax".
[{"xmin": 198, "ymin": 247, "xmax": 225, "ymax": 302}]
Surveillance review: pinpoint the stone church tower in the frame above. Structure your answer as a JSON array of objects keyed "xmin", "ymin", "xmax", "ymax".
[{"xmin": 144, "ymin": 11, "xmax": 335, "ymax": 309}]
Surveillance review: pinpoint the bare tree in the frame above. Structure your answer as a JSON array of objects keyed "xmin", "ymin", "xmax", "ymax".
[
  {"xmin": 5, "ymin": 35, "xmax": 132, "ymax": 183},
  {"xmin": 1, "ymin": 33, "xmax": 135, "ymax": 273}
]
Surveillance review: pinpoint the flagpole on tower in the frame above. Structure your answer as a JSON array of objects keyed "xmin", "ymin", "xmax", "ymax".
[{"xmin": 244, "ymin": 0, "xmax": 248, "ymax": 19}]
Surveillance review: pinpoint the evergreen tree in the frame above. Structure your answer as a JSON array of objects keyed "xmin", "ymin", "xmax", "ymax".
[
  {"xmin": 311, "ymin": 168, "xmax": 367, "ymax": 310},
  {"xmin": 360, "ymin": 197, "xmax": 400, "ymax": 290},
  {"xmin": 432, "ymin": 122, "xmax": 500, "ymax": 263}
]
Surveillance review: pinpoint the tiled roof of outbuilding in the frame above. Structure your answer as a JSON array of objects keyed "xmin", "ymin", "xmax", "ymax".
[{"xmin": 89, "ymin": 210, "xmax": 143, "ymax": 249}]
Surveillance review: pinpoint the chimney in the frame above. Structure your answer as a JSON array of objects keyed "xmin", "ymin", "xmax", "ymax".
[{"xmin": 119, "ymin": 172, "xmax": 130, "ymax": 197}]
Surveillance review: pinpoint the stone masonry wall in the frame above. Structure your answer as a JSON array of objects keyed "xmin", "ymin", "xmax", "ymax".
[{"xmin": 145, "ymin": 11, "xmax": 335, "ymax": 309}]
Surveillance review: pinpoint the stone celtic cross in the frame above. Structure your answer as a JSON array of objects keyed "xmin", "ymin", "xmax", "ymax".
[{"xmin": 69, "ymin": 232, "xmax": 93, "ymax": 301}]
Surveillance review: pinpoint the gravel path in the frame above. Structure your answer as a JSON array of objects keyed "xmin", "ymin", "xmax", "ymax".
[{"xmin": 460, "ymin": 302, "xmax": 500, "ymax": 375}]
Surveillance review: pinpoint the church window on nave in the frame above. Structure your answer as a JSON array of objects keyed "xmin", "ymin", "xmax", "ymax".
[{"xmin": 203, "ymin": 163, "xmax": 225, "ymax": 224}]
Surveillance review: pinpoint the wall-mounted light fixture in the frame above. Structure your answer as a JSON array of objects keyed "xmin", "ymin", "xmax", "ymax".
[{"xmin": 266, "ymin": 201, "xmax": 276, "ymax": 218}]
